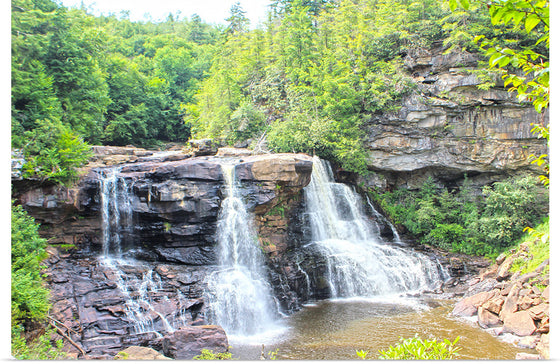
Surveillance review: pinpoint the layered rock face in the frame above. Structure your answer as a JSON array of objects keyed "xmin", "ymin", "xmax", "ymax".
[
  {"xmin": 363, "ymin": 48, "xmax": 548, "ymax": 189},
  {"xmin": 15, "ymin": 147, "xmax": 314, "ymax": 358}
]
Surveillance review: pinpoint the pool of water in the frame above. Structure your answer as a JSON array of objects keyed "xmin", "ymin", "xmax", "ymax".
[{"xmin": 228, "ymin": 296, "xmax": 534, "ymax": 360}]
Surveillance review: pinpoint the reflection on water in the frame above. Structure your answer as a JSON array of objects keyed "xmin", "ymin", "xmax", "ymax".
[{"xmin": 229, "ymin": 298, "xmax": 534, "ymax": 360}]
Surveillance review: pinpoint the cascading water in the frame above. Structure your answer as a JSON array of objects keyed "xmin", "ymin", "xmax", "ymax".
[
  {"xmin": 304, "ymin": 156, "xmax": 444, "ymax": 298},
  {"xmin": 98, "ymin": 167, "xmax": 187, "ymax": 336},
  {"xmin": 205, "ymin": 164, "xmax": 282, "ymax": 339},
  {"xmin": 100, "ymin": 167, "xmax": 132, "ymax": 257}
]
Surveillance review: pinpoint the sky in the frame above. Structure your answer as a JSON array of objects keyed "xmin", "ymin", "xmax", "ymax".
[{"xmin": 58, "ymin": 0, "xmax": 272, "ymax": 26}]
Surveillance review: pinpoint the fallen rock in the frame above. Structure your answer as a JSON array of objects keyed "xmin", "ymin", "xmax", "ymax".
[
  {"xmin": 499, "ymin": 282, "xmax": 521, "ymax": 321},
  {"xmin": 536, "ymin": 316, "xmax": 549, "ymax": 334},
  {"xmin": 477, "ymin": 307, "xmax": 501, "ymax": 329},
  {"xmin": 528, "ymin": 303, "xmax": 549, "ymax": 320},
  {"xmin": 162, "ymin": 325, "xmax": 229, "ymax": 360},
  {"xmin": 518, "ymin": 295, "xmax": 540, "ymax": 311},
  {"xmin": 496, "ymin": 256, "xmax": 514, "ymax": 281},
  {"xmin": 114, "ymin": 346, "xmax": 171, "ymax": 360},
  {"xmin": 542, "ymin": 286, "xmax": 549, "ymax": 301},
  {"xmin": 481, "ymin": 296, "xmax": 504, "ymax": 315},
  {"xmin": 503, "ymin": 311, "xmax": 537, "ymax": 336},
  {"xmin": 452, "ymin": 290, "xmax": 499, "ymax": 317}
]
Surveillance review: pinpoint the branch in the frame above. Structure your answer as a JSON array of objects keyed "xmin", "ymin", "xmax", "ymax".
[{"xmin": 48, "ymin": 319, "xmax": 86, "ymax": 357}]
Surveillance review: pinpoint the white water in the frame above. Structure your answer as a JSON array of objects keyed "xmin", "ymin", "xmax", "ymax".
[
  {"xmin": 100, "ymin": 168, "xmax": 132, "ymax": 257},
  {"xmin": 304, "ymin": 156, "xmax": 444, "ymax": 298},
  {"xmin": 205, "ymin": 164, "xmax": 284, "ymax": 339},
  {"xmin": 98, "ymin": 168, "xmax": 188, "ymax": 335}
]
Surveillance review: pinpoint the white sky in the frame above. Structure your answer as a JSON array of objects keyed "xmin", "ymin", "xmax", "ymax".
[{"xmin": 58, "ymin": 0, "xmax": 271, "ymax": 26}]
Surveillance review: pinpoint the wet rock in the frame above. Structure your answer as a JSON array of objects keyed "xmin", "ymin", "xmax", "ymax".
[
  {"xmin": 162, "ymin": 326, "xmax": 228, "ymax": 360},
  {"xmin": 503, "ymin": 311, "xmax": 536, "ymax": 336},
  {"xmin": 114, "ymin": 346, "xmax": 171, "ymax": 360}
]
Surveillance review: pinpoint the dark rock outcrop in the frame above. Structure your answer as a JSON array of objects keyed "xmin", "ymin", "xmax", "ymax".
[
  {"xmin": 162, "ymin": 326, "xmax": 229, "ymax": 359},
  {"xmin": 15, "ymin": 147, "xmax": 315, "ymax": 358}
]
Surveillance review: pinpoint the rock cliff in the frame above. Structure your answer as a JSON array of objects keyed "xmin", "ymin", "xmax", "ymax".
[
  {"xmin": 14, "ymin": 147, "xmax": 314, "ymax": 358},
  {"xmin": 362, "ymin": 48, "xmax": 548, "ymax": 190}
]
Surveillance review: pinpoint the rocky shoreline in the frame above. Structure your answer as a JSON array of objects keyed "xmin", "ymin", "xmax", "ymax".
[{"xmin": 450, "ymin": 239, "xmax": 549, "ymax": 359}]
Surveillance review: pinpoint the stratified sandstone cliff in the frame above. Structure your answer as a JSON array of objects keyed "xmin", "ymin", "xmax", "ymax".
[{"xmin": 362, "ymin": 48, "xmax": 548, "ymax": 189}]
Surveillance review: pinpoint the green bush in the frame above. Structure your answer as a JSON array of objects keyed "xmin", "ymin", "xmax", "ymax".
[
  {"xmin": 422, "ymin": 223, "xmax": 465, "ymax": 251},
  {"xmin": 377, "ymin": 335, "xmax": 461, "ymax": 360},
  {"xmin": 371, "ymin": 174, "xmax": 548, "ymax": 257},
  {"xmin": 193, "ymin": 349, "xmax": 233, "ymax": 360},
  {"xmin": 11, "ymin": 204, "xmax": 50, "ymax": 324},
  {"xmin": 11, "ymin": 203, "xmax": 66, "ymax": 359},
  {"xmin": 19, "ymin": 119, "xmax": 92, "ymax": 185}
]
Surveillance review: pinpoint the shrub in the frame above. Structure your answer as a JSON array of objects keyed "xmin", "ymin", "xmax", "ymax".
[
  {"xmin": 193, "ymin": 349, "xmax": 233, "ymax": 360},
  {"xmin": 371, "ymin": 174, "xmax": 548, "ymax": 257},
  {"xmin": 11, "ymin": 204, "xmax": 50, "ymax": 324},
  {"xmin": 377, "ymin": 335, "xmax": 461, "ymax": 360},
  {"xmin": 422, "ymin": 223, "xmax": 465, "ymax": 251},
  {"xmin": 20, "ymin": 119, "xmax": 92, "ymax": 185},
  {"xmin": 11, "ymin": 203, "xmax": 66, "ymax": 359}
]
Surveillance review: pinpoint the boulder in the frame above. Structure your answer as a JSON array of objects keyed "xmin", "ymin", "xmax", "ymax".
[
  {"xmin": 114, "ymin": 346, "xmax": 171, "ymax": 360},
  {"xmin": 499, "ymin": 282, "xmax": 521, "ymax": 321},
  {"xmin": 477, "ymin": 307, "xmax": 501, "ymax": 329},
  {"xmin": 542, "ymin": 286, "xmax": 549, "ymax": 301},
  {"xmin": 536, "ymin": 316, "xmax": 549, "ymax": 334},
  {"xmin": 184, "ymin": 139, "xmax": 218, "ymax": 156},
  {"xmin": 503, "ymin": 311, "xmax": 536, "ymax": 336},
  {"xmin": 452, "ymin": 290, "xmax": 498, "ymax": 317},
  {"xmin": 496, "ymin": 256, "xmax": 514, "ymax": 281},
  {"xmin": 162, "ymin": 326, "xmax": 229, "ymax": 360},
  {"xmin": 481, "ymin": 296, "xmax": 504, "ymax": 315}
]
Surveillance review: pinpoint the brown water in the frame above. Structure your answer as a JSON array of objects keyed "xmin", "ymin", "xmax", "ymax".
[{"xmin": 229, "ymin": 297, "xmax": 534, "ymax": 360}]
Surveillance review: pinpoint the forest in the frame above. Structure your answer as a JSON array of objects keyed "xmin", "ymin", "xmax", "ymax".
[
  {"xmin": 13, "ymin": 0, "xmax": 547, "ymax": 179},
  {"xmin": 11, "ymin": 0, "xmax": 549, "ymax": 360}
]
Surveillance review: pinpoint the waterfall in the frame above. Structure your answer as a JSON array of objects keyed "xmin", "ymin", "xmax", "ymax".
[
  {"xmin": 99, "ymin": 167, "xmax": 132, "ymax": 257},
  {"xmin": 304, "ymin": 156, "xmax": 444, "ymax": 298},
  {"xmin": 205, "ymin": 164, "xmax": 282, "ymax": 338},
  {"xmin": 98, "ymin": 167, "xmax": 187, "ymax": 335}
]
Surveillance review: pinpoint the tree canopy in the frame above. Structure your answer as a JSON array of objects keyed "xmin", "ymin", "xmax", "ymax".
[{"xmin": 12, "ymin": 0, "xmax": 548, "ymax": 178}]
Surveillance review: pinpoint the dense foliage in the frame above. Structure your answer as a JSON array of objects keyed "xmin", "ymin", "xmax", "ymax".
[
  {"xmin": 11, "ymin": 203, "xmax": 65, "ymax": 359},
  {"xmin": 376, "ymin": 336, "xmax": 461, "ymax": 360},
  {"xmin": 371, "ymin": 175, "xmax": 548, "ymax": 256},
  {"xmin": 12, "ymin": 0, "xmax": 546, "ymax": 176}
]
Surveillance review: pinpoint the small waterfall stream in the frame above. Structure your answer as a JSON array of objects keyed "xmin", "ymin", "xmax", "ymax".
[
  {"xmin": 98, "ymin": 167, "xmax": 186, "ymax": 336},
  {"xmin": 205, "ymin": 164, "xmax": 283, "ymax": 339},
  {"xmin": 304, "ymin": 156, "xmax": 444, "ymax": 298}
]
